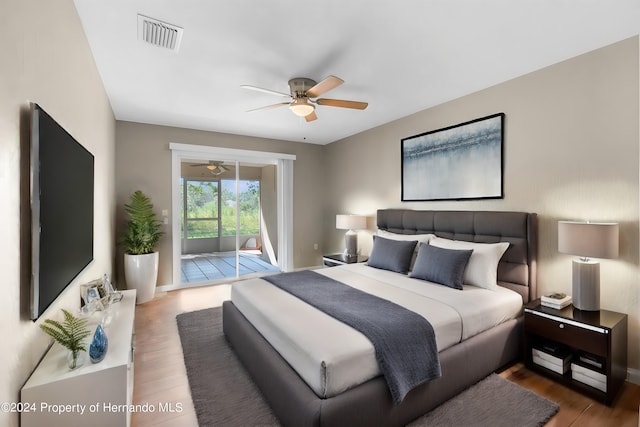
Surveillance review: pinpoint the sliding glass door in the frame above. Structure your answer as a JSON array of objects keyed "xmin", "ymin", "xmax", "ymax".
[
  {"xmin": 170, "ymin": 143, "xmax": 295, "ymax": 290},
  {"xmin": 177, "ymin": 158, "xmax": 279, "ymax": 286}
]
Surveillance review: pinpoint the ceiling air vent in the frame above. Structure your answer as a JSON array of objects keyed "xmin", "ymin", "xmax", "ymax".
[{"xmin": 137, "ymin": 14, "xmax": 183, "ymax": 52}]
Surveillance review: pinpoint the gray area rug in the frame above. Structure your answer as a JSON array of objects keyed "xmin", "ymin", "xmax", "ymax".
[
  {"xmin": 177, "ymin": 307, "xmax": 559, "ymax": 427},
  {"xmin": 407, "ymin": 373, "xmax": 559, "ymax": 427}
]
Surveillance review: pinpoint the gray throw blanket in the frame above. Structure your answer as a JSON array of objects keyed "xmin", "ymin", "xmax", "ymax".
[{"xmin": 263, "ymin": 270, "xmax": 441, "ymax": 404}]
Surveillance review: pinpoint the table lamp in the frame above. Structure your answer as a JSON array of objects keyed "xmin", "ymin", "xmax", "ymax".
[
  {"xmin": 336, "ymin": 214, "xmax": 367, "ymax": 257},
  {"xmin": 558, "ymin": 221, "xmax": 619, "ymax": 311}
]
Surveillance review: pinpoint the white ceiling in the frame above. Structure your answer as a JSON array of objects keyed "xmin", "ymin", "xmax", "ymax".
[{"xmin": 73, "ymin": 0, "xmax": 639, "ymax": 145}]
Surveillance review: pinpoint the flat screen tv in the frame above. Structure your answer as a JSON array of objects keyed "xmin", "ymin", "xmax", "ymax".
[{"xmin": 30, "ymin": 103, "xmax": 94, "ymax": 320}]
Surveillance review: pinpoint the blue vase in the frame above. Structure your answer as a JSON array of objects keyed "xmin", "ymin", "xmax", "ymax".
[{"xmin": 89, "ymin": 324, "xmax": 108, "ymax": 363}]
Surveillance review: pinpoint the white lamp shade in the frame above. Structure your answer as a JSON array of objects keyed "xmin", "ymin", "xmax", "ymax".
[
  {"xmin": 336, "ymin": 214, "xmax": 367, "ymax": 230},
  {"xmin": 558, "ymin": 221, "xmax": 619, "ymax": 259},
  {"xmin": 289, "ymin": 99, "xmax": 315, "ymax": 117}
]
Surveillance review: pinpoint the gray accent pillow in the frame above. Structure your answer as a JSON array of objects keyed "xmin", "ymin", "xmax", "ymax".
[
  {"xmin": 367, "ymin": 236, "xmax": 417, "ymax": 274},
  {"xmin": 410, "ymin": 243, "xmax": 473, "ymax": 289}
]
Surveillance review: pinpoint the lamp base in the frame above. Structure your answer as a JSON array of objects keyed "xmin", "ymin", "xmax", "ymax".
[
  {"xmin": 572, "ymin": 259, "xmax": 600, "ymax": 311},
  {"xmin": 344, "ymin": 230, "xmax": 358, "ymax": 257}
]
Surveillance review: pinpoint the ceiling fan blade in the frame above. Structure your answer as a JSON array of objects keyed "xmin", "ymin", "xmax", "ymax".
[
  {"xmin": 189, "ymin": 160, "xmax": 227, "ymax": 168},
  {"xmin": 306, "ymin": 75, "xmax": 344, "ymax": 98},
  {"xmin": 316, "ymin": 98, "xmax": 368, "ymax": 110},
  {"xmin": 246, "ymin": 102, "xmax": 290, "ymax": 113},
  {"xmin": 305, "ymin": 111, "xmax": 318, "ymax": 122},
  {"xmin": 241, "ymin": 85, "xmax": 291, "ymax": 98}
]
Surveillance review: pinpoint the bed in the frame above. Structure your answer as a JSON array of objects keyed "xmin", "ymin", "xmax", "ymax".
[{"xmin": 223, "ymin": 209, "xmax": 538, "ymax": 426}]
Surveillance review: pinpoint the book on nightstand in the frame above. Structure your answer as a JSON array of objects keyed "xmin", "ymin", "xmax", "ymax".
[{"xmin": 541, "ymin": 292, "xmax": 572, "ymax": 309}]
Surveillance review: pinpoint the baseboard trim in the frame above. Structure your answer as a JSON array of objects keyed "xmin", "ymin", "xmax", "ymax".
[{"xmin": 627, "ymin": 367, "xmax": 640, "ymax": 385}]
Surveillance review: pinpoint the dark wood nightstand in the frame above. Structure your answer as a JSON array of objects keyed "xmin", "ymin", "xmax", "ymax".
[
  {"xmin": 323, "ymin": 253, "xmax": 368, "ymax": 267},
  {"xmin": 523, "ymin": 299, "xmax": 628, "ymax": 405}
]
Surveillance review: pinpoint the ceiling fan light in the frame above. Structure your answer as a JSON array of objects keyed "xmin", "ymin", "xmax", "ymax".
[{"xmin": 289, "ymin": 99, "xmax": 315, "ymax": 117}]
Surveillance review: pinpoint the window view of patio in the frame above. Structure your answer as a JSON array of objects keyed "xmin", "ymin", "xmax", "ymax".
[
  {"xmin": 221, "ymin": 179, "xmax": 260, "ymax": 237},
  {"xmin": 182, "ymin": 180, "xmax": 219, "ymax": 239}
]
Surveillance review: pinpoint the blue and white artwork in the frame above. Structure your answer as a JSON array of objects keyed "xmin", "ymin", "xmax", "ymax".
[{"xmin": 401, "ymin": 113, "xmax": 504, "ymax": 201}]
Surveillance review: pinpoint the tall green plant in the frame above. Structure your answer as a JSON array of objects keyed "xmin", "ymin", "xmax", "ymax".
[
  {"xmin": 40, "ymin": 309, "xmax": 91, "ymax": 369},
  {"xmin": 123, "ymin": 190, "xmax": 164, "ymax": 255}
]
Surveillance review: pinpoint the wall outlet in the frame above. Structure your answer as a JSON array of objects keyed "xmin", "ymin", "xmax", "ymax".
[{"xmin": 313, "ymin": 243, "xmax": 318, "ymax": 250}]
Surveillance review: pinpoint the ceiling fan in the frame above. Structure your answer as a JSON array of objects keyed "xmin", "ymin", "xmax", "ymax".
[
  {"xmin": 189, "ymin": 160, "xmax": 229, "ymax": 176},
  {"xmin": 241, "ymin": 75, "xmax": 368, "ymax": 122}
]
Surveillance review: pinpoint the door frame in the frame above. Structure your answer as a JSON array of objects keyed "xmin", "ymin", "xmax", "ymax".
[{"xmin": 168, "ymin": 143, "xmax": 295, "ymax": 289}]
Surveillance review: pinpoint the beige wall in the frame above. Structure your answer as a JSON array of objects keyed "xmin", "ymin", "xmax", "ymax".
[
  {"xmin": 115, "ymin": 122, "xmax": 325, "ymax": 286},
  {"xmin": 323, "ymin": 37, "xmax": 640, "ymax": 376},
  {"xmin": 0, "ymin": 1, "xmax": 116, "ymax": 426}
]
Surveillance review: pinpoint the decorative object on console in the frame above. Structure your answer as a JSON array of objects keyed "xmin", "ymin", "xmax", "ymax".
[
  {"xmin": 401, "ymin": 113, "xmax": 504, "ymax": 201},
  {"xmin": 101, "ymin": 273, "xmax": 123, "ymax": 304},
  {"xmin": 336, "ymin": 214, "xmax": 367, "ymax": 257},
  {"xmin": 80, "ymin": 274, "xmax": 123, "ymax": 316},
  {"xmin": 39, "ymin": 309, "xmax": 91, "ymax": 370},
  {"xmin": 558, "ymin": 221, "xmax": 619, "ymax": 311},
  {"xmin": 122, "ymin": 190, "xmax": 164, "ymax": 304},
  {"xmin": 80, "ymin": 280, "xmax": 105, "ymax": 313},
  {"xmin": 89, "ymin": 324, "xmax": 109, "ymax": 363}
]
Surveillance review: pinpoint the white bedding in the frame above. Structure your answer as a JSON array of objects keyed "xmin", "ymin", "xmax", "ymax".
[{"xmin": 230, "ymin": 263, "xmax": 522, "ymax": 398}]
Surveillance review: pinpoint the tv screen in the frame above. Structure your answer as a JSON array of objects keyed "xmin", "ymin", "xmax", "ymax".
[{"xmin": 30, "ymin": 103, "xmax": 94, "ymax": 320}]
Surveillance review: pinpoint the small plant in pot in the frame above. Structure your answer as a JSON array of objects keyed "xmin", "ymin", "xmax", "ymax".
[
  {"xmin": 40, "ymin": 309, "xmax": 91, "ymax": 370},
  {"xmin": 122, "ymin": 190, "xmax": 164, "ymax": 304}
]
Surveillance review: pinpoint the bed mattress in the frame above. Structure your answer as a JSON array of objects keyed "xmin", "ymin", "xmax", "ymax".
[{"xmin": 230, "ymin": 263, "xmax": 522, "ymax": 399}]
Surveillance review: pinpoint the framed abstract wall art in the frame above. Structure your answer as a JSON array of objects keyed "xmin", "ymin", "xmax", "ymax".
[{"xmin": 401, "ymin": 113, "xmax": 504, "ymax": 201}]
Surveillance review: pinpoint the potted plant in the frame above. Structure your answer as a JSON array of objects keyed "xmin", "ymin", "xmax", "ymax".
[
  {"xmin": 122, "ymin": 190, "xmax": 164, "ymax": 304},
  {"xmin": 40, "ymin": 309, "xmax": 91, "ymax": 370}
]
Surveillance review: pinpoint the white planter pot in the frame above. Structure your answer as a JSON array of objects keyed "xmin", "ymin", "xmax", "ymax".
[{"xmin": 124, "ymin": 252, "xmax": 159, "ymax": 304}]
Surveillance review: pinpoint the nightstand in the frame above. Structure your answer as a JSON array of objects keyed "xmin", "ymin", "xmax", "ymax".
[
  {"xmin": 323, "ymin": 253, "xmax": 368, "ymax": 267},
  {"xmin": 523, "ymin": 299, "xmax": 627, "ymax": 405}
]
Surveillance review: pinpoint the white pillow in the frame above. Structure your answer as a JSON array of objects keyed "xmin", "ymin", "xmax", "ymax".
[
  {"xmin": 428, "ymin": 237, "xmax": 509, "ymax": 290},
  {"xmin": 376, "ymin": 230, "xmax": 434, "ymax": 270},
  {"xmin": 376, "ymin": 229, "xmax": 434, "ymax": 244}
]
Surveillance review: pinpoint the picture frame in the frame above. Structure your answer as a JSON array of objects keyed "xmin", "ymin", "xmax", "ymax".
[
  {"xmin": 80, "ymin": 279, "xmax": 103, "ymax": 309},
  {"xmin": 401, "ymin": 113, "xmax": 504, "ymax": 201}
]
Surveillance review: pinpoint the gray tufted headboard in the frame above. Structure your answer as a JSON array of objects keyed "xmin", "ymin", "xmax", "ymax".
[{"xmin": 377, "ymin": 209, "xmax": 538, "ymax": 303}]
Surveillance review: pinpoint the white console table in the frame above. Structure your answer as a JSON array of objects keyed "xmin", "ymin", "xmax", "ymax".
[{"xmin": 21, "ymin": 290, "xmax": 136, "ymax": 427}]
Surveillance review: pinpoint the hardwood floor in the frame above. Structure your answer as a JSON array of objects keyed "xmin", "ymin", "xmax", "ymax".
[
  {"xmin": 499, "ymin": 364, "xmax": 640, "ymax": 427},
  {"xmin": 131, "ymin": 284, "xmax": 231, "ymax": 427},
  {"xmin": 131, "ymin": 285, "xmax": 640, "ymax": 426}
]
